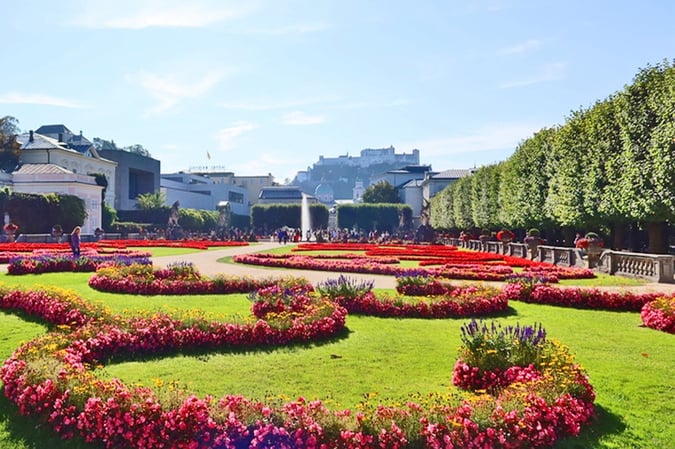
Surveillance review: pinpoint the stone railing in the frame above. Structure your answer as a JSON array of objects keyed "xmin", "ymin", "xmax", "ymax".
[
  {"xmin": 599, "ymin": 251, "xmax": 675, "ymax": 283},
  {"xmin": 447, "ymin": 238, "xmax": 674, "ymax": 283}
]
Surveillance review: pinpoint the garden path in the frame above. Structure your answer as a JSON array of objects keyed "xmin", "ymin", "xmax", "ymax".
[{"xmin": 152, "ymin": 241, "xmax": 675, "ymax": 294}]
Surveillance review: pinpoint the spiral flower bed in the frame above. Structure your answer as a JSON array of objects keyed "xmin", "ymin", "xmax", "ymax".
[
  {"xmin": 640, "ymin": 296, "xmax": 675, "ymax": 333},
  {"xmin": 88, "ymin": 262, "xmax": 310, "ymax": 295},
  {"xmin": 1, "ymin": 283, "xmax": 595, "ymax": 449},
  {"xmin": 233, "ymin": 252, "xmax": 593, "ymax": 282}
]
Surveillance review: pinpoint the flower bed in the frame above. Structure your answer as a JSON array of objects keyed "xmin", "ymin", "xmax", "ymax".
[
  {"xmin": 235, "ymin": 252, "xmax": 594, "ymax": 282},
  {"xmin": 505, "ymin": 281, "xmax": 672, "ymax": 312},
  {"xmin": 314, "ymin": 275, "xmax": 510, "ymax": 318},
  {"xmin": 0, "ymin": 239, "xmax": 248, "ymax": 262},
  {"xmin": 333, "ymin": 287, "xmax": 510, "ymax": 318},
  {"xmin": 88, "ymin": 262, "xmax": 310, "ymax": 295},
  {"xmin": 1, "ymin": 284, "xmax": 594, "ymax": 448},
  {"xmin": 7, "ymin": 253, "xmax": 152, "ymax": 275},
  {"xmin": 640, "ymin": 296, "xmax": 675, "ymax": 333}
]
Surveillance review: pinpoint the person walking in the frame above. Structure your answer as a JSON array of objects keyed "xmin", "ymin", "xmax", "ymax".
[{"xmin": 69, "ymin": 226, "xmax": 81, "ymax": 257}]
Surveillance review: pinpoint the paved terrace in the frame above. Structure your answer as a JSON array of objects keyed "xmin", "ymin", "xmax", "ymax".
[{"xmin": 152, "ymin": 242, "xmax": 675, "ymax": 294}]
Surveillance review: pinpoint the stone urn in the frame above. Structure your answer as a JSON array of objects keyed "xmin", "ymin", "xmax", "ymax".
[{"xmin": 524, "ymin": 228, "xmax": 542, "ymax": 260}]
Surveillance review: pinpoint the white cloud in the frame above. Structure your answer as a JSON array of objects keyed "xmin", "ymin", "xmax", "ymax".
[
  {"xmin": 216, "ymin": 121, "xmax": 259, "ymax": 150},
  {"xmin": 499, "ymin": 61, "xmax": 567, "ymax": 88},
  {"xmin": 500, "ymin": 39, "xmax": 541, "ymax": 55},
  {"xmin": 0, "ymin": 92, "xmax": 87, "ymax": 108},
  {"xmin": 280, "ymin": 111, "xmax": 326, "ymax": 125},
  {"xmin": 220, "ymin": 96, "xmax": 337, "ymax": 111},
  {"xmin": 401, "ymin": 122, "xmax": 546, "ymax": 157},
  {"xmin": 73, "ymin": 0, "xmax": 255, "ymax": 29},
  {"xmin": 132, "ymin": 69, "xmax": 228, "ymax": 115}
]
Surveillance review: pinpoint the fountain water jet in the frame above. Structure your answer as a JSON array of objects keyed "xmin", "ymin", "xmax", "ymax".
[{"xmin": 301, "ymin": 193, "xmax": 312, "ymax": 241}]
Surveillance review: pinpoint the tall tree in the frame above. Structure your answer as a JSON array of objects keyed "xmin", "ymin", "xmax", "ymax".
[
  {"xmin": 0, "ymin": 116, "xmax": 21, "ymax": 172},
  {"xmin": 611, "ymin": 60, "xmax": 675, "ymax": 252},
  {"xmin": 430, "ymin": 182, "xmax": 456, "ymax": 230},
  {"xmin": 452, "ymin": 176, "xmax": 474, "ymax": 230},
  {"xmin": 470, "ymin": 163, "xmax": 501, "ymax": 230},
  {"xmin": 361, "ymin": 181, "xmax": 400, "ymax": 203},
  {"xmin": 498, "ymin": 127, "xmax": 557, "ymax": 230}
]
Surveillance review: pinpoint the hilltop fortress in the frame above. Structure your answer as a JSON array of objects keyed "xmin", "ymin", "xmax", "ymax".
[{"xmin": 292, "ymin": 146, "xmax": 421, "ymax": 201}]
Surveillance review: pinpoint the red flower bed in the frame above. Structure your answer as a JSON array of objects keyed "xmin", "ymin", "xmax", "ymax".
[
  {"xmin": 640, "ymin": 296, "xmax": 675, "ymax": 333},
  {"xmin": 1, "ymin": 284, "xmax": 595, "ymax": 449},
  {"xmin": 235, "ymin": 250, "xmax": 594, "ymax": 282},
  {"xmin": 332, "ymin": 286, "xmax": 510, "ymax": 318},
  {"xmin": 97, "ymin": 239, "xmax": 249, "ymax": 250},
  {"xmin": 505, "ymin": 282, "xmax": 672, "ymax": 311},
  {"xmin": 89, "ymin": 263, "xmax": 305, "ymax": 295}
]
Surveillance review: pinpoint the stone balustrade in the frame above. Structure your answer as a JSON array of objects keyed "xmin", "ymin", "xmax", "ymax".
[{"xmin": 447, "ymin": 237, "xmax": 674, "ymax": 283}]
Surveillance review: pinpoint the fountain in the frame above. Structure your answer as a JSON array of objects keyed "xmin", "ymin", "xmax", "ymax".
[{"xmin": 301, "ymin": 193, "xmax": 312, "ymax": 241}]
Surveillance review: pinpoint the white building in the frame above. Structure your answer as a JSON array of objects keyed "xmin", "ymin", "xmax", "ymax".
[
  {"xmin": 14, "ymin": 129, "xmax": 117, "ymax": 234},
  {"xmin": 160, "ymin": 172, "xmax": 249, "ymax": 216}
]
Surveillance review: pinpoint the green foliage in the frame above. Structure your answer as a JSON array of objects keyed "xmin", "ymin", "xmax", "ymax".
[
  {"xmin": 498, "ymin": 127, "xmax": 556, "ymax": 230},
  {"xmin": 251, "ymin": 203, "xmax": 328, "ymax": 231},
  {"xmin": 6, "ymin": 192, "xmax": 86, "ymax": 233},
  {"xmin": 117, "ymin": 207, "xmax": 170, "ymax": 225},
  {"xmin": 88, "ymin": 172, "xmax": 109, "ymax": 202},
  {"xmin": 102, "ymin": 203, "xmax": 117, "ymax": 230},
  {"xmin": 0, "ymin": 116, "xmax": 21, "ymax": 173},
  {"xmin": 135, "ymin": 191, "xmax": 167, "ymax": 209},
  {"xmin": 429, "ymin": 182, "xmax": 456, "ymax": 230},
  {"xmin": 337, "ymin": 203, "xmax": 411, "ymax": 232},
  {"xmin": 361, "ymin": 180, "xmax": 401, "ymax": 203},
  {"xmin": 470, "ymin": 163, "xmax": 502, "ymax": 229},
  {"xmin": 177, "ymin": 208, "xmax": 219, "ymax": 232},
  {"xmin": 315, "ymin": 274, "xmax": 374, "ymax": 299},
  {"xmin": 452, "ymin": 177, "xmax": 474, "ymax": 230}
]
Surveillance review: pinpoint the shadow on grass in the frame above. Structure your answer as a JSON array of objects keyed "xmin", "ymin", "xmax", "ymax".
[
  {"xmin": 107, "ymin": 325, "xmax": 354, "ymax": 365},
  {"xmin": 0, "ymin": 393, "xmax": 99, "ymax": 449},
  {"xmin": 554, "ymin": 403, "xmax": 626, "ymax": 448}
]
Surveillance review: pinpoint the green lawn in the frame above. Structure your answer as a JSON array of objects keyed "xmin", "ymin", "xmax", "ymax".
[{"xmin": 0, "ymin": 266, "xmax": 672, "ymax": 448}]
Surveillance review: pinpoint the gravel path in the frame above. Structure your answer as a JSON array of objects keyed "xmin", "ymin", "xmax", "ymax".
[{"xmin": 151, "ymin": 242, "xmax": 675, "ymax": 294}]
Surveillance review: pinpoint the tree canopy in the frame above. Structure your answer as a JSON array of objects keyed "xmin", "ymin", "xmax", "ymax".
[
  {"xmin": 362, "ymin": 180, "xmax": 401, "ymax": 203},
  {"xmin": 430, "ymin": 59, "xmax": 675, "ymax": 252}
]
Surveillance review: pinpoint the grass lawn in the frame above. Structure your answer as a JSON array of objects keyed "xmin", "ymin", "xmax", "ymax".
[{"xmin": 0, "ymin": 262, "xmax": 672, "ymax": 448}]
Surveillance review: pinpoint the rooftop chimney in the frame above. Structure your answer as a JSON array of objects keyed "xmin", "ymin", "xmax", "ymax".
[{"xmin": 29, "ymin": 130, "xmax": 34, "ymax": 142}]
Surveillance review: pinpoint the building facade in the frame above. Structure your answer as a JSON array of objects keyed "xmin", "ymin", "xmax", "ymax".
[
  {"xmin": 160, "ymin": 172, "xmax": 249, "ymax": 216},
  {"xmin": 15, "ymin": 129, "xmax": 116, "ymax": 234},
  {"xmin": 98, "ymin": 149, "xmax": 160, "ymax": 211}
]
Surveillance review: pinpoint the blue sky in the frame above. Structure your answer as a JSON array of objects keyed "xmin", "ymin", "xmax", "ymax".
[{"xmin": 2, "ymin": 1, "xmax": 673, "ymax": 182}]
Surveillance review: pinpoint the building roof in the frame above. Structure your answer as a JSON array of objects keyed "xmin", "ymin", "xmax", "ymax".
[
  {"xmin": 17, "ymin": 132, "xmax": 67, "ymax": 151},
  {"xmin": 432, "ymin": 169, "xmax": 475, "ymax": 179},
  {"xmin": 13, "ymin": 163, "xmax": 74, "ymax": 175},
  {"xmin": 35, "ymin": 124, "xmax": 73, "ymax": 135},
  {"xmin": 258, "ymin": 186, "xmax": 304, "ymax": 200}
]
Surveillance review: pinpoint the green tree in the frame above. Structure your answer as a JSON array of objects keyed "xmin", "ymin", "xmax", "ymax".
[
  {"xmin": 136, "ymin": 191, "xmax": 167, "ymax": 210},
  {"xmin": 430, "ymin": 182, "xmax": 456, "ymax": 230},
  {"xmin": 123, "ymin": 144, "xmax": 152, "ymax": 157},
  {"xmin": 498, "ymin": 127, "xmax": 557, "ymax": 230},
  {"xmin": 470, "ymin": 163, "xmax": 502, "ymax": 230},
  {"xmin": 610, "ymin": 60, "xmax": 675, "ymax": 252},
  {"xmin": 362, "ymin": 181, "xmax": 400, "ymax": 203},
  {"xmin": 452, "ymin": 176, "xmax": 474, "ymax": 230},
  {"xmin": 0, "ymin": 116, "xmax": 21, "ymax": 173}
]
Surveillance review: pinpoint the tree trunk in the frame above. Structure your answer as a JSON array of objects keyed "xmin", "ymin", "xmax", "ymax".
[
  {"xmin": 646, "ymin": 221, "xmax": 667, "ymax": 254},
  {"xmin": 611, "ymin": 222, "xmax": 625, "ymax": 250}
]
